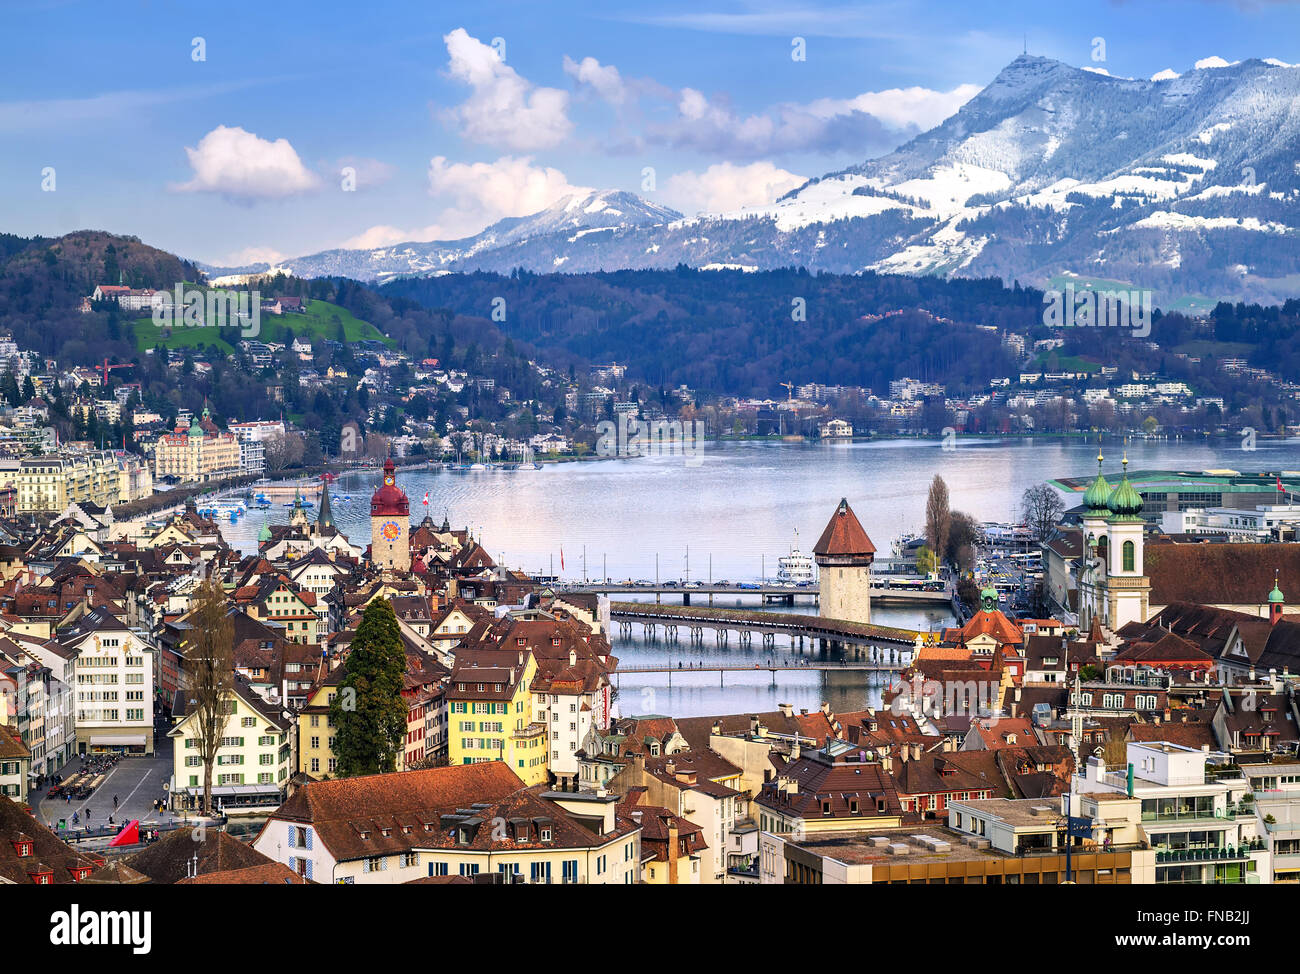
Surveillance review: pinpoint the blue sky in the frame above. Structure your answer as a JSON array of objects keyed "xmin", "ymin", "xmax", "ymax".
[{"xmin": 4, "ymin": 0, "xmax": 1299, "ymax": 266}]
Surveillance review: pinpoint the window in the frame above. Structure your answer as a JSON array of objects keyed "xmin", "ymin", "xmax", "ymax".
[{"xmin": 1122, "ymin": 540, "xmax": 1135, "ymax": 573}]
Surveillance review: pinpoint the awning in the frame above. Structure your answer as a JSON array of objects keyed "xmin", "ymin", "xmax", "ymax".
[
  {"xmin": 89, "ymin": 735, "xmax": 147, "ymax": 746},
  {"xmin": 181, "ymin": 784, "xmax": 281, "ymax": 797}
]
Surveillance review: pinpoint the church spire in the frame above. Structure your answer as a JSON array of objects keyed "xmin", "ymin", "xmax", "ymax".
[{"xmin": 318, "ymin": 479, "xmax": 334, "ymax": 531}]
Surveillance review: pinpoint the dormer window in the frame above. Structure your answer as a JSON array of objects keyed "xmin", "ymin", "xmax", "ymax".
[
  {"xmin": 12, "ymin": 838, "xmax": 32, "ymax": 857},
  {"xmin": 540, "ymin": 828, "xmax": 552, "ymax": 843}
]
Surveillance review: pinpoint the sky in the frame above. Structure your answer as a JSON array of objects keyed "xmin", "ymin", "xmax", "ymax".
[{"xmin": 4, "ymin": 0, "xmax": 1300, "ymax": 267}]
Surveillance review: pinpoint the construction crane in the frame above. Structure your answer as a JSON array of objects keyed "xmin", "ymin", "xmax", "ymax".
[
  {"xmin": 779, "ymin": 381, "xmax": 794, "ymax": 401},
  {"xmin": 97, "ymin": 358, "xmax": 132, "ymax": 387}
]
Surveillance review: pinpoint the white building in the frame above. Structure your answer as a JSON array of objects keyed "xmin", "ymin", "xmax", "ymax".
[
  {"xmin": 57, "ymin": 607, "xmax": 155, "ymax": 755},
  {"xmin": 1072, "ymin": 741, "xmax": 1266, "ymax": 885},
  {"xmin": 168, "ymin": 676, "xmax": 292, "ymax": 813}
]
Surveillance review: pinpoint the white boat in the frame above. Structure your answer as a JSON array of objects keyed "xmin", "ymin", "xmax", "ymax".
[{"xmin": 777, "ymin": 530, "xmax": 816, "ymax": 583}]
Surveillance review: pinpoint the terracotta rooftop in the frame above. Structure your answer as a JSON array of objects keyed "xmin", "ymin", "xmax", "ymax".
[{"xmin": 813, "ymin": 498, "xmax": 876, "ymax": 558}]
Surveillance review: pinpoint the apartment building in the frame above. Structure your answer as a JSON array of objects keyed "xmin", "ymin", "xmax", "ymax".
[
  {"xmin": 11, "ymin": 451, "xmax": 127, "ymax": 513},
  {"xmin": 58, "ymin": 607, "xmax": 155, "ymax": 755},
  {"xmin": 1072, "ymin": 741, "xmax": 1266, "ymax": 884},
  {"xmin": 168, "ymin": 675, "xmax": 292, "ymax": 812}
]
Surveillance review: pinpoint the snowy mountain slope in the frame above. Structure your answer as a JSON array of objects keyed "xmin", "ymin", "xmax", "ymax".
[{"xmin": 205, "ymin": 56, "xmax": 1300, "ymax": 303}]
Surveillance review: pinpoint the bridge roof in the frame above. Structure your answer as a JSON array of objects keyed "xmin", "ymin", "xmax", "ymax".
[{"xmin": 813, "ymin": 498, "xmax": 876, "ymax": 558}]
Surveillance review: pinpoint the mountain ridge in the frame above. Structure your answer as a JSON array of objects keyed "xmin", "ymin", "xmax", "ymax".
[{"xmin": 204, "ymin": 54, "xmax": 1300, "ymax": 303}]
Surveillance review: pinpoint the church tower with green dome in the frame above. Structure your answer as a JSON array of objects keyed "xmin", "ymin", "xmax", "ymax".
[
  {"xmin": 1269, "ymin": 572, "xmax": 1285, "ymax": 626},
  {"xmin": 1101, "ymin": 453, "xmax": 1150, "ymax": 630},
  {"xmin": 1080, "ymin": 448, "xmax": 1112, "ymax": 554}
]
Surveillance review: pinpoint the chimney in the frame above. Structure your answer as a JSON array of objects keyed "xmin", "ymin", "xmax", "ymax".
[
  {"xmin": 666, "ymin": 816, "xmax": 680, "ymax": 885},
  {"xmin": 711, "ymin": 721, "xmax": 721, "ymax": 736},
  {"xmin": 790, "ymin": 742, "xmax": 801, "ymax": 761},
  {"xmin": 778, "ymin": 703, "xmax": 793, "ymax": 718},
  {"xmin": 880, "ymin": 754, "xmax": 892, "ymax": 773},
  {"xmin": 665, "ymin": 759, "xmax": 676, "ymax": 776}
]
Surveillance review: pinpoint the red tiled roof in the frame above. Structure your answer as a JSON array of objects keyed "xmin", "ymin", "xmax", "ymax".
[{"xmin": 813, "ymin": 498, "xmax": 876, "ymax": 557}]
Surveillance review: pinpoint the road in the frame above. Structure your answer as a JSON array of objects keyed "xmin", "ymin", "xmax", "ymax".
[{"xmin": 33, "ymin": 726, "xmax": 179, "ymax": 842}]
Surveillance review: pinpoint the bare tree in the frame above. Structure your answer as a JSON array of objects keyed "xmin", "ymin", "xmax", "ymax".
[
  {"xmin": 947, "ymin": 510, "xmax": 981, "ymax": 570},
  {"xmin": 187, "ymin": 577, "xmax": 234, "ymax": 816},
  {"xmin": 924, "ymin": 475, "xmax": 952, "ymax": 567},
  {"xmin": 1021, "ymin": 483, "xmax": 1066, "ymax": 542},
  {"xmin": 264, "ymin": 431, "xmax": 305, "ymax": 472}
]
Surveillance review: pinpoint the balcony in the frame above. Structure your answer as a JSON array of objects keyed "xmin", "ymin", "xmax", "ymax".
[{"xmin": 1154, "ymin": 846, "xmax": 1253, "ymax": 865}]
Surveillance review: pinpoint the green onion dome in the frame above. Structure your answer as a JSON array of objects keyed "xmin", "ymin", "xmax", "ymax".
[
  {"xmin": 1083, "ymin": 451, "xmax": 1112, "ymax": 514},
  {"xmin": 1106, "ymin": 455, "xmax": 1144, "ymax": 521}
]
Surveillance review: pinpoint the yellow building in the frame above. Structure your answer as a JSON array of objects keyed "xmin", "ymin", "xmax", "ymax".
[
  {"xmin": 297, "ymin": 673, "xmax": 342, "ymax": 778},
  {"xmin": 168, "ymin": 676, "xmax": 292, "ymax": 812},
  {"xmin": 12, "ymin": 451, "xmax": 125, "ymax": 513},
  {"xmin": 152, "ymin": 407, "xmax": 240, "ymax": 483},
  {"xmin": 446, "ymin": 654, "xmax": 548, "ymax": 786}
]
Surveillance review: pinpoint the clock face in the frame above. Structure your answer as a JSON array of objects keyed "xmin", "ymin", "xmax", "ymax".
[{"xmin": 380, "ymin": 520, "xmax": 402, "ymax": 541}]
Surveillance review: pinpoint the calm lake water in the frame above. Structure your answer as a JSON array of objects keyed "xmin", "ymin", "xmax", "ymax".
[{"xmin": 220, "ymin": 435, "xmax": 1300, "ymax": 717}]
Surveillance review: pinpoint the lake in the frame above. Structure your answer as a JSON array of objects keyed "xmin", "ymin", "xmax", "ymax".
[{"xmin": 222, "ymin": 435, "xmax": 1300, "ymax": 717}]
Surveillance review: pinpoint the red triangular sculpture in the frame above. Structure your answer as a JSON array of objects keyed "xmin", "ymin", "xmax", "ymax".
[{"xmin": 108, "ymin": 820, "xmax": 140, "ymax": 847}]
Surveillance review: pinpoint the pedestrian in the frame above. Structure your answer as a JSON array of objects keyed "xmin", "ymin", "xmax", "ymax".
[{"xmin": 113, "ymin": 794, "xmax": 118, "ymax": 809}]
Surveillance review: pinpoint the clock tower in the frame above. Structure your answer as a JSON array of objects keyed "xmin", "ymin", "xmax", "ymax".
[{"xmin": 370, "ymin": 457, "xmax": 411, "ymax": 572}]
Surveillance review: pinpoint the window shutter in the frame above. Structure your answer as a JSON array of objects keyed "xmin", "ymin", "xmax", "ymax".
[{"xmin": 305, "ymin": 828, "xmax": 313, "ymax": 851}]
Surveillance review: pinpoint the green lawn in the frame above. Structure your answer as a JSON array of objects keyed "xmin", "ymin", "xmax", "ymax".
[
  {"xmin": 133, "ymin": 297, "xmax": 391, "ymax": 353},
  {"xmin": 1032, "ymin": 351, "xmax": 1102, "ymax": 372}
]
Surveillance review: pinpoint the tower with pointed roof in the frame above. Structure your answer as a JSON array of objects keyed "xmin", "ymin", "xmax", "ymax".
[
  {"xmin": 813, "ymin": 497, "xmax": 876, "ymax": 624},
  {"xmin": 370, "ymin": 456, "xmax": 410, "ymax": 572},
  {"xmin": 1080, "ymin": 452, "xmax": 1150, "ymax": 632},
  {"xmin": 317, "ymin": 480, "xmax": 334, "ymax": 532},
  {"xmin": 1269, "ymin": 572, "xmax": 1285, "ymax": 626}
]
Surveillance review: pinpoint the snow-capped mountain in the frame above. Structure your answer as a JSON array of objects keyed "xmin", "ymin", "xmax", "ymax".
[
  {"xmin": 204, "ymin": 190, "xmax": 683, "ymax": 282},
  {"xmin": 207, "ymin": 56, "xmax": 1300, "ymax": 303}
]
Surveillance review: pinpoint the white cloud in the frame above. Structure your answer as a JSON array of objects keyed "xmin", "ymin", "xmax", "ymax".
[
  {"xmin": 650, "ymin": 81, "xmax": 979, "ymax": 158},
  {"xmin": 664, "ymin": 161, "xmax": 805, "ymax": 215},
  {"xmin": 174, "ymin": 125, "xmax": 320, "ymax": 200},
  {"xmin": 428, "ymin": 155, "xmax": 589, "ymax": 231},
  {"xmin": 342, "ymin": 156, "xmax": 590, "ymax": 249},
  {"xmin": 562, "ymin": 55, "xmax": 628, "ymax": 105},
  {"xmin": 803, "ymin": 83, "xmax": 982, "ymax": 132},
  {"xmin": 442, "ymin": 28, "xmax": 573, "ymax": 150},
  {"xmin": 215, "ymin": 245, "xmax": 288, "ymax": 268}
]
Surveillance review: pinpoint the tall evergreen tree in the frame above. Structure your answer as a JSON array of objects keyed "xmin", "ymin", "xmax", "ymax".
[{"xmin": 330, "ymin": 599, "xmax": 408, "ymax": 777}]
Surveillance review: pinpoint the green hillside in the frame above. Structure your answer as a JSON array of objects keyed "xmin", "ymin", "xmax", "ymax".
[{"xmin": 133, "ymin": 296, "xmax": 391, "ymax": 354}]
